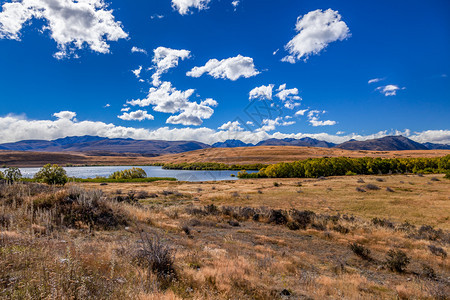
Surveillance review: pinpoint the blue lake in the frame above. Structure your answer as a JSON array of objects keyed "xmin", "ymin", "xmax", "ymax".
[{"xmin": 0, "ymin": 166, "xmax": 258, "ymax": 182}]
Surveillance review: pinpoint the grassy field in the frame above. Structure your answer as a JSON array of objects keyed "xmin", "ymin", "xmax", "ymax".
[
  {"xmin": 2, "ymin": 146, "xmax": 450, "ymax": 167},
  {"xmin": 1, "ymin": 174, "xmax": 449, "ymax": 299}
]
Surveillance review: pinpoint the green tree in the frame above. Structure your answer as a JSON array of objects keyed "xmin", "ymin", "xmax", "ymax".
[
  {"xmin": 109, "ymin": 167, "xmax": 147, "ymax": 179},
  {"xmin": 34, "ymin": 164, "xmax": 68, "ymax": 185},
  {"xmin": 4, "ymin": 167, "xmax": 22, "ymax": 183}
]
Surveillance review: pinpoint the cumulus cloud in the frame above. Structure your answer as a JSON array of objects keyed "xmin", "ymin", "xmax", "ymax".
[
  {"xmin": 307, "ymin": 110, "xmax": 336, "ymax": 126},
  {"xmin": 295, "ymin": 109, "xmax": 308, "ymax": 116},
  {"xmin": 150, "ymin": 14, "xmax": 164, "ymax": 19},
  {"xmin": 121, "ymin": 107, "xmax": 130, "ymax": 112},
  {"xmin": 118, "ymin": 110, "xmax": 154, "ymax": 121},
  {"xmin": 131, "ymin": 46, "xmax": 147, "ymax": 55},
  {"xmin": 282, "ymin": 8, "xmax": 350, "ymax": 63},
  {"xmin": 132, "ymin": 66, "xmax": 143, "ymax": 78},
  {"xmin": 231, "ymin": 0, "xmax": 240, "ymax": 10},
  {"xmin": 0, "ymin": 0, "xmax": 128, "ymax": 59},
  {"xmin": 0, "ymin": 113, "xmax": 449, "ymax": 145},
  {"xmin": 249, "ymin": 84, "xmax": 274, "ymax": 100},
  {"xmin": 151, "ymin": 46, "xmax": 191, "ymax": 86},
  {"xmin": 376, "ymin": 84, "xmax": 404, "ymax": 96},
  {"xmin": 187, "ymin": 55, "xmax": 259, "ymax": 81},
  {"xmin": 171, "ymin": 0, "xmax": 210, "ymax": 15},
  {"xmin": 256, "ymin": 117, "xmax": 295, "ymax": 132},
  {"xmin": 368, "ymin": 78, "xmax": 383, "ymax": 84},
  {"xmin": 127, "ymin": 81, "xmax": 217, "ymax": 126},
  {"xmin": 276, "ymin": 84, "xmax": 301, "ymax": 109},
  {"xmin": 53, "ymin": 111, "xmax": 76, "ymax": 120},
  {"xmin": 218, "ymin": 120, "xmax": 243, "ymax": 131}
]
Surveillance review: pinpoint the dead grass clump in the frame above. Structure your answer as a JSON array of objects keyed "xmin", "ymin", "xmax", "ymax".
[
  {"xmin": 356, "ymin": 186, "xmax": 366, "ymax": 192},
  {"xmin": 375, "ymin": 178, "xmax": 385, "ymax": 182},
  {"xmin": 428, "ymin": 245, "xmax": 447, "ymax": 258},
  {"xmin": 349, "ymin": 243, "xmax": 371, "ymax": 260},
  {"xmin": 385, "ymin": 249, "xmax": 410, "ymax": 273},
  {"xmin": 372, "ymin": 217, "xmax": 394, "ymax": 229},
  {"xmin": 430, "ymin": 177, "xmax": 440, "ymax": 181},
  {"xmin": 386, "ymin": 187, "xmax": 395, "ymax": 192},
  {"xmin": 332, "ymin": 224, "xmax": 349, "ymax": 234},
  {"xmin": 135, "ymin": 232, "xmax": 176, "ymax": 287},
  {"xmin": 412, "ymin": 225, "xmax": 445, "ymax": 241}
]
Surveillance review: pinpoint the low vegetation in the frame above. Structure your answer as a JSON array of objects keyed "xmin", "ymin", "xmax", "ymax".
[
  {"xmin": 33, "ymin": 163, "xmax": 68, "ymax": 185},
  {"xmin": 0, "ymin": 172, "xmax": 448, "ymax": 299},
  {"xmin": 109, "ymin": 167, "xmax": 147, "ymax": 180}
]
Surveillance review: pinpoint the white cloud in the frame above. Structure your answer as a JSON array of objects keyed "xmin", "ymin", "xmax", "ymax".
[
  {"xmin": 249, "ymin": 84, "xmax": 274, "ymax": 100},
  {"xmin": 131, "ymin": 47, "xmax": 147, "ymax": 55},
  {"xmin": 0, "ymin": 0, "xmax": 128, "ymax": 59},
  {"xmin": 275, "ymin": 84, "xmax": 301, "ymax": 109},
  {"xmin": 53, "ymin": 111, "xmax": 76, "ymax": 120},
  {"xmin": 368, "ymin": 78, "xmax": 383, "ymax": 84},
  {"xmin": 151, "ymin": 46, "xmax": 191, "ymax": 86},
  {"xmin": 231, "ymin": 0, "xmax": 240, "ymax": 10},
  {"xmin": 256, "ymin": 117, "xmax": 294, "ymax": 132},
  {"xmin": 127, "ymin": 81, "xmax": 217, "ymax": 126},
  {"xmin": 218, "ymin": 120, "xmax": 243, "ymax": 131},
  {"xmin": 104, "ymin": 104, "xmax": 110, "ymax": 108},
  {"xmin": 273, "ymin": 49, "xmax": 279, "ymax": 55},
  {"xmin": 132, "ymin": 66, "xmax": 143, "ymax": 78},
  {"xmin": 187, "ymin": 55, "xmax": 259, "ymax": 81},
  {"xmin": 295, "ymin": 109, "xmax": 308, "ymax": 116},
  {"xmin": 246, "ymin": 121, "xmax": 254, "ymax": 126},
  {"xmin": 150, "ymin": 14, "xmax": 164, "ymax": 19},
  {"xmin": 307, "ymin": 110, "xmax": 336, "ymax": 126},
  {"xmin": 376, "ymin": 84, "xmax": 404, "ymax": 96},
  {"xmin": 171, "ymin": 0, "xmax": 210, "ymax": 15},
  {"xmin": 121, "ymin": 107, "xmax": 130, "ymax": 112},
  {"xmin": 282, "ymin": 9, "xmax": 350, "ymax": 63},
  {"xmin": 0, "ymin": 113, "xmax": 449, "ymax": 145},
  {"xmin": 118, "ymin": 110, "xmax": 154, "ymax": 121}
]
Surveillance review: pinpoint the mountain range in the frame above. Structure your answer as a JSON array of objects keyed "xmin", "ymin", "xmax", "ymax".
[{"xmin": 0, "ymin": 135, "xmax": 448, "ymax": 156}]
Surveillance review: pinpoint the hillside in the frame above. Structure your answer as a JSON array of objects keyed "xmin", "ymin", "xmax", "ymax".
[{"xmin": 336, "ymin": 136, "xmax": 428, "ymax": 151}]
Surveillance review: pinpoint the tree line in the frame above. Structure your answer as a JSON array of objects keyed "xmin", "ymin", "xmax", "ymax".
[{"xmin": 238, "ymin": 156, "xmax": 450, "ymax": 179}]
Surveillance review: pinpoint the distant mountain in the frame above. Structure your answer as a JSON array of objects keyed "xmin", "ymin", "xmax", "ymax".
[
  {"xmin": 0, "ymin": 136, "xmax": 210, "ymax": 155},
  {"xmin": 256, "ymin": 137, "xmax": 336, "ymax": 148},
  {"xmin": 212, "ymin": 139, "xmax": 254, "ymax": 148},
  {"xmin": 422, "ymin": 142, "xmax": 450, "ymax": 150},
  {"xmin": 336, "ymin": 136, "xmax": 428, "ymax": 151}
]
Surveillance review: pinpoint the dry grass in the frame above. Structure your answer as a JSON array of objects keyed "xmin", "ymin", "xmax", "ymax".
[{"xmin": 1, "ymin": 174, "xmax": 449, "ymax": 299}]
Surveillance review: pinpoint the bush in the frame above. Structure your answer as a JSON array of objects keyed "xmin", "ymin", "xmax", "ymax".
[
  {"xmin": 365, "ymin": 183, "xmax": 380, "ymax": 190},
  {"xmin": 428, "ymin": 245, "xmax": 447, "ymax": 258},
  {"xmin": 135, "ymin": 232, "xmax": 176, "ymax": 283},
  {"xmin": 0, "ymin": 170, "xmax": 4, "ymax": 180},
  {"xmin": 4, "ymin": 167, "xmax": 22, "ymax": 183},
  {"xmin": 109, "ymin": 167, "xmax": 147, "ymax": 179},
  {"xmin": 34, "ymin": 164, "xmax": 68, "ymax": 185},
  {"xmin": 385, "ymin": 249, "xmax": 410, "ymax": 272},
  {"xmin": 349, "ymin": 243, "xmax": 371, "ymax": 260}
]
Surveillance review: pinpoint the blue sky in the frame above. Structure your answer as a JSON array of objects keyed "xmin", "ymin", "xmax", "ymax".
[{"xmin": 0, "ymin": 0, "xmax": 449, "ymax": 145}]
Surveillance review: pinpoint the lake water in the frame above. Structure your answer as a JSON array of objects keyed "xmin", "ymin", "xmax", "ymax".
[{"xmin": 0, "ymin": 166, "xmax": 258, "ymax": 182}]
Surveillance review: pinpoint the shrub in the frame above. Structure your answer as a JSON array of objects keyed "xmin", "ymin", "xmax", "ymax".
[
  {"xmin": 345, "ymin": 171, "xmax": 356, "ymax": 176},
  {"xmin": 290, "ymin": 210, "xmax": 315, "ymax": 229},
  {"xmin": 109, "ymin": 167, "xmax": 147, "ymax": 179},
  {"xmin": 386, "ymin": 187, "xmax": 395, "ymax": 192},
  {"xmin": 386, "ymin": 249, "xmax": 410, "ymax": 272},
  {"xmin": 34, "ymin": 164, "xmax": 68, "ymax": 185},
  {"xmin": 349, "ymin": 243, "xmax": 371, "ymax": 260},
  {"xmin": 268, "ymin": 209, "xmax": 288, "ymax": 225},
  {"xmin": 0, "ymin": 170, "xmax": 4, "ymax": 180},
  {"xmin": 430, "ymin": 177, "xmax": 440, "ymax": 181},
  {"xmin": 356, "ymin": 186, "xmax": 366, "ymax": 192},
  {"xmin": 365, "ymin": 183, "xmax": 380, "ymax": 190},
  {"xmin": 428, "ymin": 245, "xmax": 447, "ymax": 258},
  {"xmin": 135, "ymin": 232, "xmax": 176, "ymax": 283},
  {"xmin": 4, "ymin": 167, "xmax": 22, "ymax": 183}
]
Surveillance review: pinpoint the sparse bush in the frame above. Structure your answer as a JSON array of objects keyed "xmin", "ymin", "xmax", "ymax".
[
  {"xmin": 365, "ymin": 183, "xmax": 380, "ymax": 190},
  {"xmin": 349, "ymin": 243, "xmax": 371, "ymax": 260},
  {"xmin": 430, "ymin": 177, "xmax": 440, "ymax": 181},
  {"xmin": 421, "ymin": 264, "xmax": 437, "ymax": 280},
  {"xmin": 356, "ymin": 186, "xmax": 366, "ymax": 192},
  {"xmin": 290, "ymin": 209, "xmax": 315, "ymax": 229},
  {"xmin": 386, "ymin": 187, "xmax": 395, "ymax": 192},
  {"xmin": 372, "ymin": 217, "xmax": 394, "ymax": 228},
  {"xmin": 268, "ymin": 209, "xmax": 288, "ymax": 225},
  {"xmin": 386, "ymin": 249, "xmax": 410, "ymax": 272},
  {"xmin": 376, "ymin": 178, "xmax": 385, "ymax": 182},
  {"xmin": 428, "ymin": 245, "xmax": 447, "ymax": 258},
  {"xmin": 273, "ymin": 182, "xmax": 280, "ymax": 187},
  {"xmin": 109, "ymin": 167, "xmax": 147, "ymax": 179},
  {"xmin": 416, "ymin": 225, "xmax": 444, "ymax": 241},
  {"xmin": 4, "ymin": 167, "xmax": 22, "ymax": 183},
  {"xmin": 333, "ymin": 224, "xmax": 349, "ymax": 234},
  {"xmin": 357, "ymin": 178, "xmax": 365, "ymax": 183},
  {"xmin": 135, "ymin": 232, "xmax": 176, "ymax": 284},
  {"xmin": 34, "ymin": 164, "xmax": 68, "ymax": 185},
  {"xmin": 346, "ymin": 171, "xmax": 356, "ymax": 176}
]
